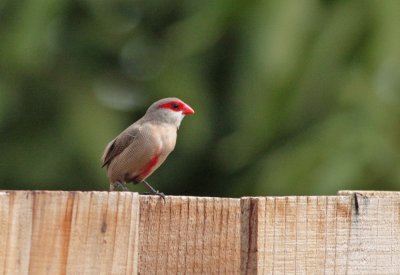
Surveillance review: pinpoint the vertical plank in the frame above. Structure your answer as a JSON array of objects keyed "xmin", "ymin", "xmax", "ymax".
[
  {"xmin": 340, "ymin": 191, "xmax": 400, "ymax": 275},
  {"xmin": 138, "ymin": 195, "xmax": 241, "ymax": 275},
  {"xmin": 243, "ymin": 192, "xmax": 400, "ymax": 274},
  {"xmin": 0, "ymin": 191, "xmax": 140, "ymax": 275},
  {"xmin": 65, "ymin": 191, "xmax": 140, "ymax": 274},
  {"xmin": 2, "ymin": 192, "xmax": 33, "ymax": 275},
  {"xmin": 240, "ymin": 196, "xmax": 353, "ymax": 275}
]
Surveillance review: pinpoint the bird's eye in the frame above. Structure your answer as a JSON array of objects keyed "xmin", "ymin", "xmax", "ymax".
[{"xmin": 172, "ymin": 103, "xmax": 179, "ymax": 109}]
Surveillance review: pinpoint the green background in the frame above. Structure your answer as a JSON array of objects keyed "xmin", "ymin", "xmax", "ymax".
[{"xmin": 1, "ymin": 0, "xmax": 399, "ymax": 197}]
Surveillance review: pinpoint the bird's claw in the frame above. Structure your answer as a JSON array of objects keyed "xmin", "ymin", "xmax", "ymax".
[
  {"xmin": 113, "ymin": 182, "xmax": 129, "ymax": 191},
  {"xmin": 142, "ymin": 190, "xmax": 166, "ymax": 202},
  {"xmin": 141, "ymin": 180, "xmax": 165, "ymax": 202}
]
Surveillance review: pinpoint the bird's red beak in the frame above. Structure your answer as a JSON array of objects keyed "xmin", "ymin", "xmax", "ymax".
[{"xmin": 182, "ymin": 104, "xmax": 195, "ymax": 115}]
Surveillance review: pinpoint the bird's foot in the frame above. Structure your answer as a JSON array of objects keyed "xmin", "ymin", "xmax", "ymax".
[
  {"xmin": 141, "ymin": 180, "xmax": 165, "ymax": 202},
  {"xmin": 112, "ymin": 182, "xmax": 129, "ymax": 191},
  {"xmin": 142, "ymin": 190, "xmax": 166, "ymax": 201}
]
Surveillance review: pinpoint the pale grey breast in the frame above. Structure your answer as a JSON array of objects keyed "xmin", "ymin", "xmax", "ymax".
[{"xmin": 107, "ymin": 122, "xmax": 177, "ymax": 183}]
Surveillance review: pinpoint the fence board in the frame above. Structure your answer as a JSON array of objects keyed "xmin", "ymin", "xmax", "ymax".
[
  {"xmin": 138, "ymin": 196, "xmax": 241, "ymax": 275},
  {"xmin": 241, "ymin": 193, "xmax": 400, "ymax": 275},
  {"xmin": 0, "ymin": 191, "xmax": 139, "ymax": 275},
  {"xmin": 339, "ymin": 190, "xmax": 400, "ymax": 275},
  {"xmin": 241, "ymin": 196, "xmax": 353, "ymax": 274},
  {"xmin": 1, "ymin": 190, "xmax": 400, "ymax": 274}
]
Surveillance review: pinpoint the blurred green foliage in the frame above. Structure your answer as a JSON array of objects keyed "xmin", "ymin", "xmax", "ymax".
[{"xmin": 0, "ymin": 0, "xmax": 400, "ymax": 196}]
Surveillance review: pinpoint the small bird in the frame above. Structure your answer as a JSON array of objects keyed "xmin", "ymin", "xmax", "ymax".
[{"xmin": 101, "ymin": 97, "xmax": 195, "ymax": 198}]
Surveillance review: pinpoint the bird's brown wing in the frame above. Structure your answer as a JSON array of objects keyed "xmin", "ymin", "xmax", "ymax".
[{"xmin": 101, "ymin": 127, "xmax": 139, "ymax": 168}]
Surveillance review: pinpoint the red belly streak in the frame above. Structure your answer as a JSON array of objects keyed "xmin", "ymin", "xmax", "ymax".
[{"xmin": 139, "ymin": 154, "xmax": 160, "ymax": 179}]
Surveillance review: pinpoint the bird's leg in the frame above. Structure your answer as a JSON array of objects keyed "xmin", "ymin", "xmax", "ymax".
[
  {"xmin": 142, "ymin": 180, "xmax": 165, "ymax": 201},
  {"xmin": 111, "ymin": 181, "xmax": 129, "ymax": 191}
]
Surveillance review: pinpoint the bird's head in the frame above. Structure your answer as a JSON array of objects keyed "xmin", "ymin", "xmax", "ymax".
[{"xmin": 145, "ymin": 97, "xmax": 195, "ymax": 127}]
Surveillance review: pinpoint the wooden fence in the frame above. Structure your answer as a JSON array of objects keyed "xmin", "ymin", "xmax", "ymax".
[{"xmin": 0, "ymin": 190, "xmax": 400, "ymax": 274}]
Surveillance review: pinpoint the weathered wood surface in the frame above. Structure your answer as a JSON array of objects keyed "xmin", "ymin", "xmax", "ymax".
[
  {"xmin": 338, "ymin": 191, "xmax": 400, "ymax": 275},
  {"xmin": 241, "ymin": 193, "xmax": 400, "ymax": 275},
  {"xmin": 339, "ymin": 190, "xmax": 400, "ymax": 197},
  {"xmin": 1, "ymin": 190, "xmax": 400, "ymax": 274},
  {"xmin": 138, "ymin": 196, "xmax": 241, "ymax": 274},
  {"xmin": 0, "ymin": 191, "xmax": 139, "ymax": 275}
]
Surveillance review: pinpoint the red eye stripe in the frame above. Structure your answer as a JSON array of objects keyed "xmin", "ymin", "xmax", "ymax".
[
  {"xmin": 159, "ymin": 101, "xmax": 183, "ymax": 112},
  {"xmin": 159, "ymin": 101, "xmax": 195, "ymax": 115}
]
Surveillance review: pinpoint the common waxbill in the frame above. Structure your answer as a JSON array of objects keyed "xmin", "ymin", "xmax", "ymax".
[{"xmin": 101, "ymin": 97, "xmax": 195, "ymax": 198}]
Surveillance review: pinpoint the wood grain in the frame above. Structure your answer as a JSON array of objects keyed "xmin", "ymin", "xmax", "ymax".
[
  {"xmin": 241, "ymin": 194, "xmax": 400, "ymax": 275},
  {"xmin": 0, "ymin": 191, "xmax": 139, "ymax": 275},
  {"xmin": 241, "ymin": 196, "xmax": 353, "ymax": 275},
  {"xmin": 338, "ymin": 190, "xmax": 400, "ymax": 197},
  {"xmin": 340, "ymin": 190, "xmax": 400, "ymax": 275},
  {"xmin": 138, "ymin": 195, "xmax": 241, "ymax": 275},
  {"xmin": 2, "ymin": 190, "xmax": 400, "ymax": 274}
]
